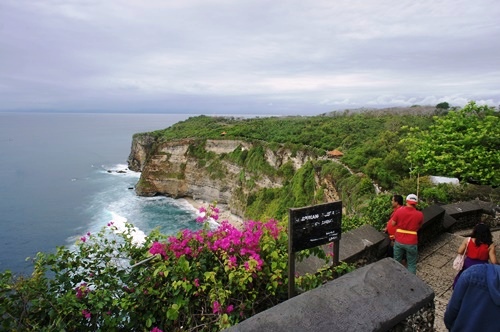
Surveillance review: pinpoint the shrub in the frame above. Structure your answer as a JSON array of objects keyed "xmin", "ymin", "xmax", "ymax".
[
  {"xmin": 361, "ymin": 194, "xmax": 394, "ymax": 231},
  {"xmin": 0, "ymin": 204, "xmax": 353, "ymax": 331}
]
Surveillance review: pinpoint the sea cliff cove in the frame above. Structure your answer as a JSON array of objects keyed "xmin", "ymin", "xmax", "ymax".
[{"xmin": 128, "ymin": 135, "xmax": 333, "ymax": 221}]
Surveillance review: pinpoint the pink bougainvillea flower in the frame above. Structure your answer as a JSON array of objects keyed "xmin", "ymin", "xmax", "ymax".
[
  {"xmin": 228, "ymin": 255, "xmax": 237, "ymax": 268},
  {"xmin": 149, "ymin": 241, "xmax": 167, "ymax": 259},
  {"xmin": 151, "ymin": 328, "xmax": 163, "ymax": 332},
  {"xmin": 193, "ymin": 278, "xmax": 200, "ymax": 287},
  {"xmin": 226, "ymin": 304, "xmax": 234, "ymax": 313},
  {"xmin": 82, "ymin": 309, "xmax": 91, "ymax": 319},
  {"xmin": 80, "ymin": 236, "xmax": 86, "ymax": 243},
  {"xmin": 75, "ymin": 282, "xmax": 90, "ymax": 299},
  {"xmin": 264, "ymin": 219, "xmax": 281, "ymax": 238},
  {"xmin": 212, "ymin": 301, "xmax": 221, "ymax": 314}
]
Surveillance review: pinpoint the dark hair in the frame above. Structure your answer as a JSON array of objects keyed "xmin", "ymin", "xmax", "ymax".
[
  {"xmin": 472, "ymin": 223, "xmax": 493, "ymax": 246},
  {"xmin": 392, "ymin": 194, "xmax": 403, "ymax": 206}
]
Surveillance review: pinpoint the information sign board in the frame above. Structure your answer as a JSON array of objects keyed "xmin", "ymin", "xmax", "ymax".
[{"xmin": 289, "ymin": 201, "xmax": 342, "ymax": 252}]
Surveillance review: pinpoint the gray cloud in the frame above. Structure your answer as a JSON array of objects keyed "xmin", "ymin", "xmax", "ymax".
[{"xmin": 1, "ymin": 0, "xmax": 499, "ymax": 114}]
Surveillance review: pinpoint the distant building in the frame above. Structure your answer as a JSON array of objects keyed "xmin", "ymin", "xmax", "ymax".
[{"xmin": 327, "ymin": 149, "xmax": 344, "ymax": 158}]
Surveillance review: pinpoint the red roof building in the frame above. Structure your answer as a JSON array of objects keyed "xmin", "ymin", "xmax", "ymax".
[{"xmin": 327, "ymin": 149, "xmax": 344, "ymax": 158}]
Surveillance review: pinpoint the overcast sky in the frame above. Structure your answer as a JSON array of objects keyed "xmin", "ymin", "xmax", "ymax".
[{"xmin": 1, "ymin": 1, "xmax": 499, "ymax": 115}]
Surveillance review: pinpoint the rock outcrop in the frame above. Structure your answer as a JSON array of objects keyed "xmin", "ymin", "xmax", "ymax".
[{"xmin": 128, "ymin": 134, "xmax": 341, "ymax": 218}]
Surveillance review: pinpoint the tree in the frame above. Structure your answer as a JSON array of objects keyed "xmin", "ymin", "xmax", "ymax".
[
  {"xmin": 435, "ymin": 102, "xmax": 450, "ymax": 115},
  {"xmin": 402, "ymin": 101, "xmax": 500, "ymax": 187},
  {"xmin": 436, "ymin": 102, "xmax": 450, "ymax": 110}
]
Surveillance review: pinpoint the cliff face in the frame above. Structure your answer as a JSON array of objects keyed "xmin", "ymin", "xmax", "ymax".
[
  {"xmin": 128, "ymin": 135, "xmax": 340, "ymax": 217},
  {"xmin": 128, "ymin": 133, "xmax": 157, "ymax": 172}
]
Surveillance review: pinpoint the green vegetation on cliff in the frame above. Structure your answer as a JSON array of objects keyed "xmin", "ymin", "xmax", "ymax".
[
  {"xmin": 151, "ymin": 111, "xmax": 434, "ymax": 190},
  {"xmin": 139, "ymin": 102, "xmax": 499, "ymax": 228}
]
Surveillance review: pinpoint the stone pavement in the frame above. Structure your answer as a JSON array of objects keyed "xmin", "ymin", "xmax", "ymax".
[{"xmin": 416, "ymin": 229, "xmax": 500, "ymax": 332}]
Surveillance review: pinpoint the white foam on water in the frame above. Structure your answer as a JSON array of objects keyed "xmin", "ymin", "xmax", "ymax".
[
  {"xmin": 107, "ymin": 211, "xmax": 146, "ymax": 246},
  {"xmin": 67, "ymin": 211, "xmax": 146, "ymax": 277},
  {"xmin": 206, "ymin": 217, "xmax": 221, "ymax": 230},
  {"xmin": 98, "ymin": 163, "xmax": 141, "ymax": 178},
  {"xmin": 69, "ymin": 163, "xmax": 201, "ymax": 247},
  {"xmin": 172, "ymin": 198, "xmax": 199, "ymax": 213}
]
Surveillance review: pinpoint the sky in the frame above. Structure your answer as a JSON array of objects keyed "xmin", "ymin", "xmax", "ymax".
[{"xmin": 1, "ymin": 0, "xmax": 499, "ymax": 115}]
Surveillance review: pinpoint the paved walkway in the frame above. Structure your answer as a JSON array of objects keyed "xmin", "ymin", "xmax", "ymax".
[{"xmin": 416, "ymin": 230, "xmax": 500, "ymax": 332}]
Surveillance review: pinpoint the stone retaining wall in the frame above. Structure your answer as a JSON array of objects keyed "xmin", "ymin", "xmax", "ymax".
[
  {"xmin": 225, "ymin": 259, "xmax": 435, "ymax": 332},
  {"xmin": 418, "ymin": 205, "xmax": 447, "ymax": 247},
  {"xmin": 295, "ymin": 224, "xmax": 386, "ymax": 275},
  {"xmin": 442, "ymin": 200, "xmax": 494, "ymax": 231}
]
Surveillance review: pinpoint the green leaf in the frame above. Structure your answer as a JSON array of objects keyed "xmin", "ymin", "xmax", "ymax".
[{"xmin": 167, "ymin": 305, "xmax": 179, "ymax": 320}]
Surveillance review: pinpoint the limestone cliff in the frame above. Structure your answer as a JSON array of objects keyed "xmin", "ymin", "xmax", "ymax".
[{"xmin": 128, "ymin": 134, "xmax": 341, "ymax": 218}]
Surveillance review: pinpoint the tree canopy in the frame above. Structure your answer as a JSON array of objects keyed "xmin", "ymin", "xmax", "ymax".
[
  {"xmin": 436, "ymin": 101, "xmax": 450, "ymax": 110},
  {"xmin": 403, "ymin": 101, "xmax": 500, "ymax": 186}
]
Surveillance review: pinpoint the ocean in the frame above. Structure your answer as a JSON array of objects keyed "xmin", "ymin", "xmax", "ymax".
[{"xmin": 0, "ymin": 112, "xmax": 207, "ymax": 275}]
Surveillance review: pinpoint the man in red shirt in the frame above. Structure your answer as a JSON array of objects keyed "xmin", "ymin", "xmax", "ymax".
[
  {"xmin": 390, "ymin": 194, "xmax": 424, "ymax": 274},
  {"xmin": 384, "ymin": 194, "xmax": 403, "ymax": 258}
]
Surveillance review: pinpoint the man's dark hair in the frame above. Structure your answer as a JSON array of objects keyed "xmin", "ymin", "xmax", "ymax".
[{"xmin": 393, "ymin": 194, "xmax": 403, "ymax": 206}]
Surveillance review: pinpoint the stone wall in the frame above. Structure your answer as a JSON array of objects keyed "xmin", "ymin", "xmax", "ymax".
[
  {"xmin": 418, "ymin": 205, "xmax": 447, "ymax": 248},
  {"xmin": 296, "ymin": 224, "xmax": 387, "ymax": 276},
  {"xmin": 442, "ymin": 200, "xmax": 496, "ymax": 232},
  {"xmin": 225, "ymin": 259, "xmax": 435, "ymax": 332}
]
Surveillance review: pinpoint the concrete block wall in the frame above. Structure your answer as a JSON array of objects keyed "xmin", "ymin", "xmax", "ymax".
[
  {"xmin": 418, "ymin": 205, "xmax": 447, "ymax": 247},
  {"xmin": 225, "ymin": 259, "xmax": 435, "ymax": 332},
  {"xmin": 338, "ymin": 224, "xmax": 388, "ymax": 265},
  {"xmin": 442, "ymin": 201, "xmax": 487, "ymax": 231},
  {"xmin": 296, "ymin": 224, "xmax": 387, "ymax": 276}
]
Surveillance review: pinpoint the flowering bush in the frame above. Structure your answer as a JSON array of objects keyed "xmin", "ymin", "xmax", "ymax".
[{"xmin": 0, "ymin": 204, "xmax": 352, "ymax": 331}]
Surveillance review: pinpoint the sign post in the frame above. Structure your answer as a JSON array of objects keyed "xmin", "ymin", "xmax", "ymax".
[{"xmin": 288, "ymin": 201, "xmax": 342, "ymax": 298}]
